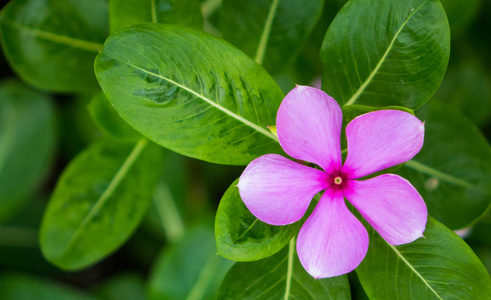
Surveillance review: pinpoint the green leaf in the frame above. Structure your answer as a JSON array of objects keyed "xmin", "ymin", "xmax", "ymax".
[
  {"xmin": 218, "ymin": 239, "xmax": 351, "ymax": 299},
  {"xmin": 215, "ymin": 179, "xmax": 299, "ymax": 262},
  {"xmin": 148, "ymin": 226, "xmax": 233, "ymax": 300},
  {"xmin": 0, "ymin": 272, "xmax": 96, "ymax": 300},
  {"xmin": 109, "ymin": 0, "xmax": 203, "ymax": 32},
  {"xmin": 40, "ymin": 138, "xmax": 163, "ymax": 270},
  {"xmin": 95, "ymin": 24, "xmax": 284, "ymax": 165},
  {"xmin": 88, "ymin": 92, "xmax": 142, "ymax": 141},
  {"xmin": 321, "ymin": 0, "xmax": 450, "ymax": 108},
  {"xmin": 356, "ymin": 217, "xmax": 491, "ymax": 300},
  {"xmin": 93, "ymin": 273, "xmax": 146, "ymax": 300},
  {"xmin": 0, "ymin": 0, "xmax": 108, "ymax": 92},
  {"xmin": 217, "ymin": 0, "xmax": 323, "ymax": 73},
  {"xmin": 398, "ymin": 101, "xmax": 491, "ymax": 229},
  {"xmin": 0, "ymin": 79, "xmax": 56, "ymax": 223}
]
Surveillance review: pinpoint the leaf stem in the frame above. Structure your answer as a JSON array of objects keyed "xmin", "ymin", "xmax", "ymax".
[
  {"xmin": 284, "ymin": 237, "xmax": 295, "ymax": 300},
  {"xmin": 153, "ymin": 181, "xmax": 185, "ymax": 242},
  {"xmin": 254, "ymin": 0, "xmax": 280, "ymax": 65},
  {"xmin": 202, "ymin": 0, "xmax": 222, "ymax": 19},
  {"xmin": 150, "ymin": 0, "xmax": 158, "ymax": 23}
]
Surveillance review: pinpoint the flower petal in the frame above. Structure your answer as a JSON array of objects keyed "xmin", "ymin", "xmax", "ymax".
[
  {"xmin": 342, "ymin": 110, "xmax": 424, "ymax": 179},
  {"xmin": 344, "ymin": 174, "xmax": 427, "ymax": 245},
  {"xmin": 237, "ymin": 154, "xmax": 328, "ymax": 226},
  {"xmin": 277, "ymin": 86, "xmax": 343, "ymax": 173},
  {"xmin": 297, "ymin": 190, "xmax": 368, "ymax": 278}
]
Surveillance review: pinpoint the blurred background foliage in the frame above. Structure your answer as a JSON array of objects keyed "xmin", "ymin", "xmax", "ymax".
[{"xmin": 0, "ymin": 0, "xmax": 489, "ymax": 299}]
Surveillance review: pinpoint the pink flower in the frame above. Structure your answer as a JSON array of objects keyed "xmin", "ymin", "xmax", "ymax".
[{"xmin": 237, "ymin": 86, "xmax": 427, "ymax": 279}]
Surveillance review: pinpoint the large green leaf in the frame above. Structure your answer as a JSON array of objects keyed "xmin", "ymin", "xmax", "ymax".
[
  {"xmin": 40, "ymin": 138, "xmax": 163, "ymax": 270},
  {"xmin": 217, "ymin": 0, "xmax": 323, "ymax": 73},
  {"xmin": 148, "ymin": 226, "xmax": 233, "ymax": 300},
  {"xmin": 0, "ymin": 272, "xmax": 96, "ymax": 300},
  {"xmin": 321, "ymin": 0, "xmax": 450, "ymax": 108},
  {"xmin": 0, "ymin": 80, "xmax": 56, "ymax": 223},
  {"xmin": 215, "ymin": 179, "xmax": 299, "ymax": 262},
  {"xmin": 0, "ymin": 0, "xmax": 108, "ymax": 92},
  {"xmin": 88, "ymin": 92, "xmax": 141, "ymax": 141},
  {"xmin": 356, "ymin": 217, "xmax": 491, "ymax": 300},
  {"xmin": 398, "ymin": 101, "xmax": 491, "ymax": 229},
  {"xmin": 109, "ymin": 0, "xmax": 203, "ymax": 32},
  {"xmin": 218, "ymin": 240, "xmax": 351, "ymax": 299},
  {"xmin": 95, "ymin": 24, "xmax": 284, "ymax": 165}
]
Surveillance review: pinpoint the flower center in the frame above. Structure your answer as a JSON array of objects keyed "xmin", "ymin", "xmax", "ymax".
[{"xmin": 327, "ymin": 172, "xmax": 347, "ymax": 190}]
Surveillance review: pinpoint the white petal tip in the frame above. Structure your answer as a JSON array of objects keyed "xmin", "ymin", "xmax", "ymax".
[{"xmin": 294, "ymin": 84, "xmax": 307, "ymax": 91}]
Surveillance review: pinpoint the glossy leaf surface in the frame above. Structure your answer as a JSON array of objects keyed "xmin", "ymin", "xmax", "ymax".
[
  {"xmin": 0, "ymin": 273, "xmax": 96, "ymax": 300},
  {"xmin": 0, "ymin": 80, "xmax": 56, "ymax": 222},
  {"xmin": 95, "ymin": 24, "xmax": 284, "ymax": 165},
  {"xmin": 321, "ymin": 0, "xmax": 450, "ymax": 108},
  {"xmin": 218, "ymin": 0, "xmax": 323, "ymax": 73},
  {"xmin": 356, "ymin": 217, "xmax": 491, "ymax": 300},
  {"xmin": 41, "ymin": 139, "xmax": 163, "ymax": 270},
  {"xmin": 215, "ymin": 179, "xmax": 299, "ymax": 262},
  {"xmin": 88, "ymin": 92, "xmax": 141, "ymax": 141},
  {"xmin": 148, "ymin": 227, "xmax": 233, "ymax": 300},
  {"xmin": 399, "ymin": 102, "xmax": 491, "ymax": 229},
  {"xmin": 109, "ymin": 0, "xmax": 202, "ymax": 32},
  {"xmin": 218, "ymin": 241, "xmax": 351, "ymax": 299},
  {"xmin": 0, "ymin": 0, "xmax": 108, "ymax": 92}
]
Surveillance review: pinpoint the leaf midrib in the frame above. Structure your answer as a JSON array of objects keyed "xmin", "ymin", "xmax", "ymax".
[
  {"xmin": 387, "ymin": 243, "xmax": 444, "ymax": 300},
  {"xmin": 2, "ymin": 19, "xmax": 103, "ymax": 52},
  {"xmin": 405, "ymin": 160, "xmax": 487, "ymax": 193},
  {"xmin": 61, "ymin": 138, "xmax": 148, "ymax": 255},
  {"xmin": 100, "ymin": 52, "xmax": 278, "ymax": 142},
  {"xmin": 343, "ymin": 3, "xmax": 425, "ymax": 106},
  {"xmin": 154, "ymin": 182, "xmax": 185, "ymax": 242},
  {"xmin": 150, "ymin": 0, "xmax": 158, "ymax": 23},
  {"xmin": 232, "ymin": 219, "xmax": 259, "ymax": 243},
  {"xmin": 254, "ymin": 0, "xmax": 280, "ymax": 65}
]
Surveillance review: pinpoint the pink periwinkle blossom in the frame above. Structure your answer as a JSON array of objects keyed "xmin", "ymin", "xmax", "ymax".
[{"xmin": 237, "ymin": 86, "xmax": 427, "ymax": 279}]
